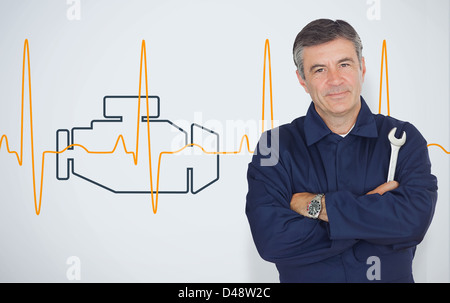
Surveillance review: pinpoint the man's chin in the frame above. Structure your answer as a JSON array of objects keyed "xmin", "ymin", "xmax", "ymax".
[{"xmin": 327, "ymin": 101, "xmax": 360, "ymax": 117}]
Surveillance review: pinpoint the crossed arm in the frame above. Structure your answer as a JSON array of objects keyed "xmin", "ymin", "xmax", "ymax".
[
  {"xmin": 290, "ymin": 181, "xmax": 400, "ymax": 222},
  {"xmin": 246, "ymin": 124, "xmax": 437, "ymax": 265}
]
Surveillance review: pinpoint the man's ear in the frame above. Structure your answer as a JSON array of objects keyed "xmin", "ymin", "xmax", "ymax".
[
  {"xmin": 361, "ymin": 56, "xmax": 366, "ymax": 83},
  {"xmin": 296, "ymin": 69, "xmax": 310, "ymax": 94}
]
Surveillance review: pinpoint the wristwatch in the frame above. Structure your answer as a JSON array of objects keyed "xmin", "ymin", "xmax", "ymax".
[{"xmin": 307, "ymin": 193, "xmax": 324, "ymax": 219}]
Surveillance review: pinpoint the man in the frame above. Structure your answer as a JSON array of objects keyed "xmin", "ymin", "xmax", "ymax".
[{"xmin": 245, "ymin": 19, "xmax": 438, "ymax": 283}]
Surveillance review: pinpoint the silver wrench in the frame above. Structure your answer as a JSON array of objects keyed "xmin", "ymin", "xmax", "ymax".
[{"xmin": 387, "ymin": 127, "xmax": 406, "ymax": 182}]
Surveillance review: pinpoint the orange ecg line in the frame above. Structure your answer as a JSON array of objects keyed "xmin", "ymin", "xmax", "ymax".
[
  {"xmin": 378, "ymin": 40, "xmax": 449, "ymax": 154},
  {"xmin": 5, "ymin": 38, "xmax": 445, "ymax": 216},
  {"xmin": 261, "ymin": 39, "xmax": 274, "ymax": 132},
  {"xmin": 0, "ymin": 39, "xmax": 275, "ymax": 215}
]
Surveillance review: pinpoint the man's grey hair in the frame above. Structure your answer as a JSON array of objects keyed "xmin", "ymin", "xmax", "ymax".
[{"xmin": 293, "ymin": 19, "xmax": 363, "ymax": 80}]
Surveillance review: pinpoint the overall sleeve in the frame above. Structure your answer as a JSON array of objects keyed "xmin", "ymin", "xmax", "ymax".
[
  {"xmin": 245, "ymin": 129, "xmax": 357, "ymax": 266},
  {"xmin": 326, "ymin": 123, "xmax": 438, "ymax": 250}
]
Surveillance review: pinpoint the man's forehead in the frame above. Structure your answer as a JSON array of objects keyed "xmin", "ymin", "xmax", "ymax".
[{"xmin": 303, "ymin": 38, "xmax": 358, "ymax": 64}]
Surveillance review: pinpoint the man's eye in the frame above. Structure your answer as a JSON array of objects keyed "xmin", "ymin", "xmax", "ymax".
[
  {"xmin": 315, "ymin": 68, "xmax": 325, "ymax": 73},
  {"xmin": 340, "ymin": 63, "xmax": 350, "ymax": 68}
]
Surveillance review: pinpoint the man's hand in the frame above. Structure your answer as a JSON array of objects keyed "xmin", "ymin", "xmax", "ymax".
[
  {"xmin": 290, "ymin": 193, "xmax": 328, "ymax": 222},
  {"xmin": 366, "ymin": 181, "xmax": 399, "ymax": 195},
  {"xmin": 290, "ymin": 181, "xmax": 399, "ymax": 222}
]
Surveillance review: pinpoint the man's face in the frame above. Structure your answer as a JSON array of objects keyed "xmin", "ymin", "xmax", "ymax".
[{"xmin": 297, "ymin": 38, "xmax": 366, "ymax": 121}]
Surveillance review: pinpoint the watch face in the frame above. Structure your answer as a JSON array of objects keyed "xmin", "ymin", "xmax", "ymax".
[
  {"xmin": 308, "ymin": 201, "xmax": 320, "ymax": 216},
  {"xmin": 309, "ymin": 201, "xmax": 320, "ymax": 215}
]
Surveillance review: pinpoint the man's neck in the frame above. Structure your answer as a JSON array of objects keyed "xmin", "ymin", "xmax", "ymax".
[{"xmin": 326, "ymin": 117, "xmax": 357, "ymax": 135}]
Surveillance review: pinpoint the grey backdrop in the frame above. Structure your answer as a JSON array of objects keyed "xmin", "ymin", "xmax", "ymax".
[{"xmin": 0, "ymin": 0, "xmax": 449, "ymax": 282}]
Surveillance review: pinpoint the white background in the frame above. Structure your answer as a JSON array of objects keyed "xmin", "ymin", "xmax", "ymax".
[{"xmin": 0, "ymin": 0, "xmax": 448, "ymax": 282}]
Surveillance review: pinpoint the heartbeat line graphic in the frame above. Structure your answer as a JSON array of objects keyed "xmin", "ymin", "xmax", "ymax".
[
  {"xmin": 1, "ymin": 38, "xmax": 448, "ymax": 216},
  {"xmin": 0, "ymin": 38, "xmax": 275, "ymax": 215},
  {"xmin": 378, "ymin": 39, "xmax": 449, "ymax": 154}
]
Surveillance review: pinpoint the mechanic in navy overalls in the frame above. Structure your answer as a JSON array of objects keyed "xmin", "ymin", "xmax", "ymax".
[{"xmin": 246, "ymin": 19, "xmax": 438, "ymax": 283}]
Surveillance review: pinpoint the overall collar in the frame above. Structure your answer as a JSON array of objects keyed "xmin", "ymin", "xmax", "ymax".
[{"xmin": 304, "ymin": 96, "xmax": 378, "ymax": 146}]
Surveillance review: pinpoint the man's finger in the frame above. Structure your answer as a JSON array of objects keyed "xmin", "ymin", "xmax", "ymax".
[{"xmin": 366, "ymin": 181, "xmax": 399, "ymax": 195}]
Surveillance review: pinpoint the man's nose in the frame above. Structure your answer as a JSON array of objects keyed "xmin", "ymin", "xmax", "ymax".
[{"xmin": 327, "ymin": 68, "xmax": 343, "ymax": 85}]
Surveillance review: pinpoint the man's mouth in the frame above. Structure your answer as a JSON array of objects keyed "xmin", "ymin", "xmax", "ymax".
[{"xmin": 326, "ymin": 91, "xmax": 349, "ymax": 98}]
